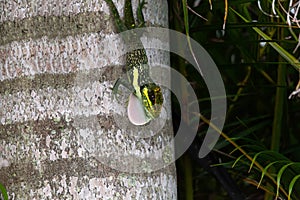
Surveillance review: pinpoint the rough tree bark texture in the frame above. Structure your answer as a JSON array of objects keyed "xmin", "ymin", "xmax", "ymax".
[{"xmin": 0, "ymin": 0, "xmax": 176, "ymax": 199}]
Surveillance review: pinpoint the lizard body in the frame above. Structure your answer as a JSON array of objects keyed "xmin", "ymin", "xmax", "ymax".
[{"xmin": 104, "ymin": 0, "xmax": 164, "ymax": 120}]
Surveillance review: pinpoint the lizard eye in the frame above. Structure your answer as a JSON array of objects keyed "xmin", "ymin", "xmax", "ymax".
[{"xmin": 148, "ymin": 90, "xmax": 156, "ymax": 104}]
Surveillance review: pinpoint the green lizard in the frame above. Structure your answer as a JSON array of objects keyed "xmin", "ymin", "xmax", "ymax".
[{"xmin": 104, "ymin": 0, "xmax": 164, "ymax": 122}]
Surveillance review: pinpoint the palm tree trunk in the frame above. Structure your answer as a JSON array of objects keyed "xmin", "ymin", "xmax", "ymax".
[{"xmin": 0, "ymin": 0, "xmax": 176, "ymax": 199}]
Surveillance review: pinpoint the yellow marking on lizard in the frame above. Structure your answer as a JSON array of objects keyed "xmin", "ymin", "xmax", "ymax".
[
  {"xmin": 132, "ymin": 66, "xmax": 142, "ymax": 99},
  {"xmin": 141, "ymin": 87, "xmax": 155, "ymax": 118},
  {"xmin": 142, "ymin": 87, "xmax": 153, "ymax": 107}
]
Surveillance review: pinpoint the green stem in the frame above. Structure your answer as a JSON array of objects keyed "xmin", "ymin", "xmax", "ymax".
[
  {"xmin": 271, "ymin": 20, "xmax": 287, "ymax": 152},
  {"xmin": 265, "ymin": 21, "xmax": 287, "ymax": 200},
  {"xmin": 271, "ymin": 57, "xmax": 286, "ymax": 152},
  {"xmin": 170, "ymin": 1, "xmax": 193, "ymax": 199},
  {"xmin": 182, "ymin": 154, "xmax": 193, "ymax": 200}
]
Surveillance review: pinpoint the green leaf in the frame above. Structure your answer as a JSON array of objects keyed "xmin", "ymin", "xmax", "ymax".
[
  {"xmin": 276, "ymin": 163, "xmax": 295, "ymax": 198},
  {"xmin": 232, "ymin": 154, "xmax": 245, "ymax": 168},
  {"xmin": 249, "ymin": 151, "xmax": 266, "ymax": 173},
  {"xmin": 182, "ymin": 0, "xmax": 203, "ymax": 76},
  {"xmin": 257, "ymin": 160, "xmax": 288, "ymax": 189},
  {"xmin": 230, "ymin": 7, "xmax": 300, "ymax": 72},
  {"xmin": 0, "ymin": 182, "xmax": 8, "ymax": 200},
  {"xmin": 288, "ymin": 174, "xmax": 300, "ymax": 200}
]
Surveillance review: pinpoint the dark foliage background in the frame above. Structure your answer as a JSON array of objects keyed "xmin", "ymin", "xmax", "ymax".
[{"xmin": 169, "ymin": 0, "xmax": 300, "ymax": 199}]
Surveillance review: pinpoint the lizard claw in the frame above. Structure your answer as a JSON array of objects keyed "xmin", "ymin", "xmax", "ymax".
[{"xmin": 111, "ymin": 78, "xmax": 135, "ymax": 103}]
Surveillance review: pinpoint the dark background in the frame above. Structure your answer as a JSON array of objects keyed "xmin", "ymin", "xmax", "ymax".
[{"xmin": 168, "ymin": 0, "xmax": 300, "ymax": 199}]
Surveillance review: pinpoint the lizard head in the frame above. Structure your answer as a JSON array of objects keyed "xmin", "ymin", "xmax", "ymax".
[{"xmin": 140, "ymin": 83, "xmax": 164, "ymax": 119}]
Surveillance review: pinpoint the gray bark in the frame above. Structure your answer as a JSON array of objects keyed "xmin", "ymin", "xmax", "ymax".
[{"xmin": 0, "ymin": 0, "xmax": 176, "ymax": 199}]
